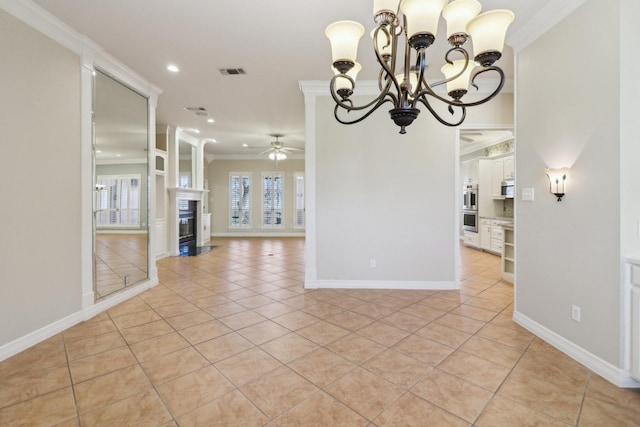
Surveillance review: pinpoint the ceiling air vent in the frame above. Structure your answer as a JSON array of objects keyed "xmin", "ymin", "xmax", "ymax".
[
  {"xmin": 219, "ymin": 68, "xmax": 246, "ymax": 75},
  {"xmin": 183, "ymin": 106, "xmax": 209, "ymax": 117}
]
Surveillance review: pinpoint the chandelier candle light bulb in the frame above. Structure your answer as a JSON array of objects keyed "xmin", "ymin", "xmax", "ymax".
[
  {"xmin": 442, "ymin": 0, "xmax": 482, "ymax": 45},
  {"xmin": 441, "ymin": 59, "xmax": 475, "ymax": 100},
  {"xmin": 401, "ymin": 0, "xmax": 448, "ymax": 49},
  {"xmin": 466, "ymin": 10, "xmax": 514, "ymax": 65},
  {"xmin": 324, "ymin": 21, "xmax": 365, "ymax": 73},
  {"xmin": 326, "ymin": 0, "xmax": 514, "ymax": 134}
]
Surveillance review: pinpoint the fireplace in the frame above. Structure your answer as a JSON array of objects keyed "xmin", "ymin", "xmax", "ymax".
[
  {"xmin": 178, "ymin": 200, "xmax": 197, "ymax": 254},
  {"xmin": 168, "ymin": 187, "xmax": 209, "ymax": 257}
]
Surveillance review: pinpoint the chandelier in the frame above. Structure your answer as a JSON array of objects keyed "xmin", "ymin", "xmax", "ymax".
[{"xmin": 325, "ymin": 0, "xmax": 514, "ymax": 134}]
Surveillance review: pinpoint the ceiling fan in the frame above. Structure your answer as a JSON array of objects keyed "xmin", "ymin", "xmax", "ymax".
[{"xmin": 249, "ymin": 134, "xmax": 303, "ymax": 160}]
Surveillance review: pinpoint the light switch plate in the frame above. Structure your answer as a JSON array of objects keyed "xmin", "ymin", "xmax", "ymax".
[{"xmin": 522, "ymin": 188, "xmax": 534, "ymax": 201}]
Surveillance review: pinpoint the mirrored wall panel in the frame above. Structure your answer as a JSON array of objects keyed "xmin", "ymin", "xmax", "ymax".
[{"xmin": 93, "ymin": 69, "xmax": 149, "ymax": 300}]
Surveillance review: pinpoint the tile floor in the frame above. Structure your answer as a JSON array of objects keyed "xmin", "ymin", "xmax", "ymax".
[
  {"xmin": 1, "ymin": 237, "xmax": 639, "ymax": 426},
  {"xmin": 95, "ymin": 234, "xmax": 148, "ymax": 299}
]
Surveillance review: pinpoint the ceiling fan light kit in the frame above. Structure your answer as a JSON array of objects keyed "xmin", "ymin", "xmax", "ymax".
[
  {"xmin": 248, "ymin": 134, "xmax": 303, "ymax": 161},
  {"xmin": 325, "ymin": 0, "xmax": 514, "ymax": 134}
]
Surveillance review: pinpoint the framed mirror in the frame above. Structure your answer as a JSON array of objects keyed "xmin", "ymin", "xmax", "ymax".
[
  {"xmin": 178, "ymin": 139, "xmax": 195, "ymax": 188},
  {"xmin": 93, "ymin": 69, "xmax": 149, "ymax": 300}
]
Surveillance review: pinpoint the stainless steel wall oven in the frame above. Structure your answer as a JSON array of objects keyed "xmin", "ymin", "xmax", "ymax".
[
  {"xmin": 463, "ymin": 209, "xmax": 478, "ymax": 232},
  {"xmin": 463, "ymin": 184, "xmax": 478, "ymax": 211}
]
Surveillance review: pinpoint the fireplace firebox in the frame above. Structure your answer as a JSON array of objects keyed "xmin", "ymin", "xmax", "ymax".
[{"xmin": 178, "ymin": 200, "xmax": 197, "ymax": 254}]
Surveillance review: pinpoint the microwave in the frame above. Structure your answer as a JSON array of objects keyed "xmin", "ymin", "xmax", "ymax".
[{"xmin": 501, "ymin": 180, "xmax": 514, "ymax": 199}]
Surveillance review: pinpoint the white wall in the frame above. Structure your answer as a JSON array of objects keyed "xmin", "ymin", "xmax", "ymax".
[
  {"xmin": 0, "ymin": 9, "xmax": 82, "ymax": 345},
  {"xmin": 515, "ymin": 0, "xmax": 626, "ymax": 368},
  {"xmin": 207, "ymin": 159, "xmax": 305, "ymax": 235},
  {"xmin": 306, "ymin": 89, "xmax": 513, "ymax": 287},
  {"xmin": 619, "ymin": 0, "xmax": 640, "ymax": 259}
]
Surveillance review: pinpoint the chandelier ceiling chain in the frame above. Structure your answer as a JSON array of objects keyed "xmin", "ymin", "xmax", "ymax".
[{"xmin": 325, "ymin": 0, "xmax": 514, "ymax": 134}]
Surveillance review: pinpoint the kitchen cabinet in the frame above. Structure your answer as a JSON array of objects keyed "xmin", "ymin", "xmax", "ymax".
[
  {"xmin": 461, "ymin": 159, "xmax": 479, "ymax": 185},
  {"xmin": 627, "ymin": 260, "xmax": 640, "ymax": 381},
  {"xmin": 479, "ymin": 218, "xmax": 491, "ymax": 250},
  {"xmin": 491, "ymin": 155, "xmax": 514, "ymax": 198},
  {"xmin": 503, "ymin": 156, "xmax": 514, "ymax": 179},
  {"xmin": 480, "ymin": 218, "xmax": 510, "ymax": 255},
  {"xmin": 502, "ymin": 226, "xmax": 514, "ymax": 283},
  {"xmin": 462, "ymin": 230, "xmax": 479, "ymax": 248},
  {"xmin": 490, "ymin": 219, "xmax": 507, "ymax": 254}
]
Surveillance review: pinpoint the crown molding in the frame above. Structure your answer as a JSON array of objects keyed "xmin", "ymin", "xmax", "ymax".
[
  {"xmin": 0, "ymin": 0, "xmax": 162, "ymax": 99},
  {"xmin": 507, "ymin": 0, "xmax": 587, "ymax": 52}
]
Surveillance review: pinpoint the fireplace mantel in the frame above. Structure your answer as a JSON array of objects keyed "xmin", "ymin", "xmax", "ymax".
[
  {"xmin": 167, "ymin": 187, "xmax": 210, "ymax": 255},
  {"xmin": 168, "ymin": 187, "xmax": 208, "ymax": 201}
]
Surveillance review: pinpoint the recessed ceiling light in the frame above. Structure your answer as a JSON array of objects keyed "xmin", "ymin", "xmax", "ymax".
[
  {"xmin": 242, "ymin": 144, "xmax": 248, "ymax": 147},
  {"xmin": 191, "ymin": 128, "xmax": 200, "ymax": 134},
  {"xmin": 115, "ymin": 154, "xmax": 121, "ymax": 157},
  {"xmin": 207, "ymin": 118, "xmax": 214, "ymax": 123},
  {"xmin": 167, "ymin": 64, "xmax": 179, "ymax": 73},
  {"xmin": 96, "ymin": 150, "xmax": 102, "ymax": 153}
]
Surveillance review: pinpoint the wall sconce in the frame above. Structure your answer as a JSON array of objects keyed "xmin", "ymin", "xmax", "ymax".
[{"xmin": 545, "ymin": 167, "xmax": 570, "ymax": 201}]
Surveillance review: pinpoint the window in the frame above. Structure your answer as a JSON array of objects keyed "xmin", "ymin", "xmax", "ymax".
[
  {"xmin": 294, "ymin": 172, "xmax": 305, "ymax": 229},
  {"xmin": 262, "ymin": 172, "xmax": 284, "ymax": 228},
  {"xmin": 230, "ymin": 172, "xmax": 251, "ymax": 228},
  {"xmin": 179, "ymin": 172, "xmax": 191, "ymax": 189},
  {"xmin": 96, "ymin": 174, "xmax": 140, "ymax": 227}
]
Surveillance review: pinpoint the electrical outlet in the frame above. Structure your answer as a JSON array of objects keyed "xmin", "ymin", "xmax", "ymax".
[
  {"xmin": 571, "ymin": 305, "xmax": 581, "ymax": 322},
  {"xmin": 370, "ymin": 259, "xmax": 376, "ymax": 268}
]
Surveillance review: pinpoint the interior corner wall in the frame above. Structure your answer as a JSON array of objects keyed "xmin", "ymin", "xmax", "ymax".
[
  {"xmin": 619, "ymin": 0, "xmax": 640, "ymax": 258},
  {"xmin": 515, "ymin": 0, "xmax": 621, "ymax": 366},
  {"xmin": 0, "ymin": 10, "xmax": 82, "ymax": 346}
]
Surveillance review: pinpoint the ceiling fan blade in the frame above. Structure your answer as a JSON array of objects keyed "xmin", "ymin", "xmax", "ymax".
[{"xmin": 259, "ymin": 149, "xmax": 273, "ymax": 154}]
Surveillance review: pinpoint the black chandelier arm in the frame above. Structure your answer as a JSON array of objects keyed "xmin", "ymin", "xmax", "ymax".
[
  {"xmin": 454, "ymin": 66, "xmax": 506, "ymax": 108},
  {"xmin": 408, "ymin": 48, "xmax": 428, "ymax": 102},
  {"xmin": 333, "ymin": 97, "xmax": 394, "ymax": 126},
  {"xmin": 413, "ymin": 64, "xmax": 504, "ymax": 111},
  {"xmin": 373, "ymin": 25, "xmax": 403, "ymax": 97},
  {"xmin": 416, "ymin": 97, "xmax": 467, "ymax": 127},
  {"xmin": 427, "ymin": 46, "xmax": 471, "ymax": 90},
  {"xmin": 329, "ymin": 74, "xmax": 397, "ymax": 113},
  {"xmin": 378, "ymin": 70, "xmax": 399, "ymax": 106}
]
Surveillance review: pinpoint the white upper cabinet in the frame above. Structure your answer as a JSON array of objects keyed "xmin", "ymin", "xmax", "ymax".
[
  {"xmin": 491, "ymin": 155, "xmax": 514, "ymax": 198},
  {"xmin": 503, "ymin": 156, "xmax": 514, "ymax": 179},
  {"xmin": 461, "ymin": 159, "xmax": 479, "ymax": 184}
]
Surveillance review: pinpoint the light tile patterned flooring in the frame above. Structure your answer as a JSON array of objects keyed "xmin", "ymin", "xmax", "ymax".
[
  {"xmin": 95, "ymin": 234, "xmax": 148, "ymax": 299},
  {"xmin": 1, "ymin": 237, "xmax": 639, "ymax": 426}
]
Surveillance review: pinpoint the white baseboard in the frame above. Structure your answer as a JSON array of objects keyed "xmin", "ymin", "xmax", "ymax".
[
  {"xmin": 513, "ymin": 311, "xmax": 640, "ymax": 388},
  {"xmin": 0, "ymin": 311, "xmax": 86, "ymax": 363},
  {"xmin": 213, "ymin": 232, "xmax": 305, "ymax": 238},
  {"xmin": 0, "ymin": 278, "xmax": 159, "ymax": 363},
  {"xmin": 305, "ymin": 279, "xmax": 459, "ymax": 290}
]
